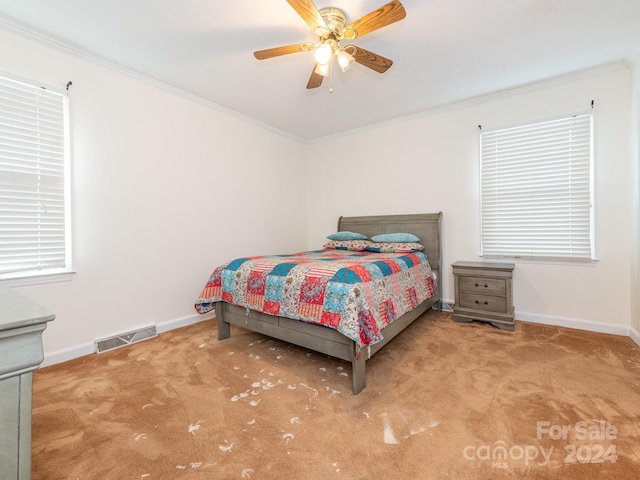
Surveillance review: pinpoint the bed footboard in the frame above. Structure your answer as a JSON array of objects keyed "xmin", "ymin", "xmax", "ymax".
[
  {"xmin": 215, "ymin": 295, "xmax": 437, "ymax": 394},
  {"xmin": 215, "ymin": 301, "xmax": 365, "ymax": 392}
]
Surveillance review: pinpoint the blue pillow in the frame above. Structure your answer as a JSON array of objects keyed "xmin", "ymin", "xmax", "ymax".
[
  {"xmin": 371, "ymin": 232, "xmax": 420, "ymax": 243},
  {"xmin": 327, "ymin": 231, "xmax": 369, "ymax": 241}
]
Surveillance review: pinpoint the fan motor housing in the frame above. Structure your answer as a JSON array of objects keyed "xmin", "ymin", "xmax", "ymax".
[{"xmin": 319, "ymin": 7, "xmax": 348, "ymax": 37}]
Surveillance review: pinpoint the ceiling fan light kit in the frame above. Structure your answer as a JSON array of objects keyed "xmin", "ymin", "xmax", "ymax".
[
  {"xmin": 314, "ymin": 41, "xmax": 334, "ymax": 64},
  {"xmin": 254, "ymin": 0, "xmax": 406, "ymax": 90},
  {"xmin": 314, "ymin": 62, "xmax": 331, "ymax": 77},
  {"xmin": 335, "ymin": 48, "xmax": 355, "ymax": 72}
]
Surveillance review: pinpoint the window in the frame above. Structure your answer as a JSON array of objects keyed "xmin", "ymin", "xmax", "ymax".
[
  {"xmin": 480, "ymin": 112, "xmax": 594, "ymax": 262},
  {"xmin": 0, "ymin": 73, "xmax": 72, "ymax": 284}
]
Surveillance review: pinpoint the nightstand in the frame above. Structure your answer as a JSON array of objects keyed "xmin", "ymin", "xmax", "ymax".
[{"xmin": 452, "ymin": 261, "xmax": 515, "ymax": 331}]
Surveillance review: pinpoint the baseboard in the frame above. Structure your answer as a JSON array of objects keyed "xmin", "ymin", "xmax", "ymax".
[
  {"xmin": 40, "ymin": 310, "xmax": 638, "ymax": 369},
  {"xmin": 41, "ymin": 341, "xmax": 96, "ymax": 368},
  {"xmin": 41, "ymin": 313, "xmax": 214, "ymax": 368},
  {"xmin": 516, "ymin": 311, "xmax": 631, "ymax": 337},
  {"xmin": 630, "ymin": 325, "xmax": 640, "ymax": 348},
  {"xmin": 438, "ymin": 300, "xmax": 455, "ymax": 312},
  {"xmin": 156, "ymin": 312, "xmax": 214, "ymax": 334}
]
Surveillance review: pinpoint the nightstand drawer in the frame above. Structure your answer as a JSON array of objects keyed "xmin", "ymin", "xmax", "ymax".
[
  {"xmin": 459, "ymin": 293, "xmax": 507, "ymax": 314},
  {"xmin": 459, "ymin": 276, "xmax": 506, "ymax": 296}
]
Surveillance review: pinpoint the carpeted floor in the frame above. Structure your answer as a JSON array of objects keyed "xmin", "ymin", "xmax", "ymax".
[{"xmin": 32, "ymin": 310, "xmax": 640, "ymax": 479}]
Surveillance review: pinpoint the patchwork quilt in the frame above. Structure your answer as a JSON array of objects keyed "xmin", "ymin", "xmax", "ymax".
[{"xmin": 195, "ymin": 249, "xmax": 437, "ymax": 348}]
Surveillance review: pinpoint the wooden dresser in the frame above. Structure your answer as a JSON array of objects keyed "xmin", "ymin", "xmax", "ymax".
[
  {"xmin": 451, "ymin": 261, "xmax": 515, "ymax": 331},
  {"xmin": 0, "ymin": 285, "xmax": 55, "ymax": 480}
]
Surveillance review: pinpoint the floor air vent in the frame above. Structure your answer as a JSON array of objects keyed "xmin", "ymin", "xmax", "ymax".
[{"xmin": 95, "ymin": 325, "xmax": 157, "ymax": 353}]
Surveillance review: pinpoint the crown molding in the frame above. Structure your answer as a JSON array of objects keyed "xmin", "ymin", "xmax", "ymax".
[
  {"xmin": 0, "ymin": 17, "xmax": 305, "ymax": 143},
  {"xmin": 310, "ymin": 61, "xmax": 630, "ymax": 144}
]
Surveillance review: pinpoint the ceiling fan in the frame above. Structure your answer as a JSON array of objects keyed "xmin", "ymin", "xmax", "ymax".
[{"xmin": 254, "ymin": 0, "xmax": 406, "ymax": 90}]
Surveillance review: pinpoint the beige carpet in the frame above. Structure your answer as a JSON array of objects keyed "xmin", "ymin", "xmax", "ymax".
[{"xmin": 32, "ymin": 311, "xmax": 640, "ymax": 479}]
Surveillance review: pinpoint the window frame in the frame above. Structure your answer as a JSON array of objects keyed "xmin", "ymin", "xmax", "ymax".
[
  {"xmin": 479, "ymin": 111, "xmax": 596, "ymax": 263},
  {"xmin": 0, "ymin": 71, "xmax": 73, "ymax": 286}
]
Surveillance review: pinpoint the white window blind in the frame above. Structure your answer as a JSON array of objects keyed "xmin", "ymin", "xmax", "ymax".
[
  {"xmin": 0, "ymin": 74, "xmax": 70, "ymax": 278},
  {"xmin": 480, "ymin": 112, "xmax": 594, "ymax": 262}
]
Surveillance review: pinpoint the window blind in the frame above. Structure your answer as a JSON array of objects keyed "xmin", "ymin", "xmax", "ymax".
[
  {"xmin": 480, "ymin": 113, "xmax": 594, "ymax": 261},
  {"xmin": 0, "ymin": 75, "xmax": 69, "ymax": 276}
]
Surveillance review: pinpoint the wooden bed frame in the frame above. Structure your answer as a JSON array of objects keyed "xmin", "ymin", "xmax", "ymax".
[{"xmin": 215, "ymin": 212, "xmax": 443, "ymax": 394}]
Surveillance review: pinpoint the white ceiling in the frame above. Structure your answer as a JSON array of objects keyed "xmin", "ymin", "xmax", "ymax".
[{"xmin": 1, "ymin": 0, "xmax": 639, "ymax": 141}]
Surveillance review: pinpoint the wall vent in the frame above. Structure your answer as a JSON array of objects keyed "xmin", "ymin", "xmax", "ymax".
[{"xmin": 95, "ymin": 325, "xmax": 157, "ymax": 353}]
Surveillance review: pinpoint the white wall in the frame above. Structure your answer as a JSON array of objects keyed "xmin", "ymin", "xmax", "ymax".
[
  {"xmin": 631, "ymin": 54, "xmax": 640, "ymax": 343},
  {"xmin": 1, "ymin": 25, "xmax": 308, "ymax": 362},
  {"xmin": 307, "ymin": 68, "xmax": 633, "ymax": 334},
  {"xmin": 2, "ymin": 22, "xmax": 637, "ymax": 363}
]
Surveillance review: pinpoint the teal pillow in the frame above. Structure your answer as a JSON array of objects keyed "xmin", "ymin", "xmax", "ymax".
[
  {"xmin": 327, "ymin": 231, "xmax": 369, "ymax": 241},
  {"xmin": 371, "ymin": 232, "xmax": 420, "ymax": 243}
]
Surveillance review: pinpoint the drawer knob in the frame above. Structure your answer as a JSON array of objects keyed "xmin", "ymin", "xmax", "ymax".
[
  {"xmin": 475, "ymin": 283, "xmax": 489, "ymax": 288},
  {"xmin": 475, "ymin": 300, "xmax": 489, "ymax": 305}
]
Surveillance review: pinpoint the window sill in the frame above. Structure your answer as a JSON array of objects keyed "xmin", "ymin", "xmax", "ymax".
[
  {"xmin": 0, "ymin": 270, "xmax": 76, "ymax": 287},
  {"xmin": 480, "ymin": 256, "xmax": 598, "ymax": 267}
]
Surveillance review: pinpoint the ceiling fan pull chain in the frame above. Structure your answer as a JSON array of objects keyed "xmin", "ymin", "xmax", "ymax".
[{"xmin": 329, "ymin": 60, "xmax": 334, "ymax": 93}]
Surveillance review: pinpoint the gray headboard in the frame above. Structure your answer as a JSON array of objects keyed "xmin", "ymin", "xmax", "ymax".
[{"xmin": 337, "ymin": 212, "xmax": 443, "ymax": 299}]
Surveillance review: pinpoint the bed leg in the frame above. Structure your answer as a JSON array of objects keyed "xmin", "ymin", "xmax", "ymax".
[
  {"xmin": 351, "ymin": 350, "xmax": 366, "ymax": 395},
  {"xmin": 215, "ymin": 302, "xmax": 231, "ymax": 340},
  {"xmin": 217, "ymin": 317, "xmax": 230, "ymax": 340}
]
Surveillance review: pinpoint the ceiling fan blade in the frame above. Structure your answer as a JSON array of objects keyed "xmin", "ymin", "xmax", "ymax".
[
  {"xmin": 349, "ymin": 46, "xmax": 393, "ymax": 73},
  {"xmin": 254, "ymin": 43, "xmax": 314, "ymax": 59},
  {"xmin": 286, "ymin": 0, "xmax": 328, "ymax": 33},
  {"xmin": 346, "ymin": 0, "xmax": 406, "ymax": 39},
  {"xmin": 306, "ymin": 66, "xmax": 324, "ymax": 89}
]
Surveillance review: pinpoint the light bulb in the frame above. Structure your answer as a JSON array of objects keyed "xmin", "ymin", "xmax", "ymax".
[{"xmin": 314, "ymin": 43, "xmax": 332, "ymax": 65}]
